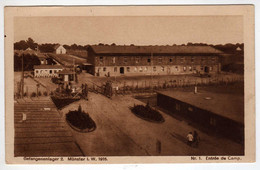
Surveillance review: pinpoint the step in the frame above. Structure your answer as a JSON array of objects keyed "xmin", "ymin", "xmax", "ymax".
[
  {"xmin": 14, "ymin": 113, "xmax": 61, "ymax": 118},
  {"xmin": 15, "ymin": 136, "xmax": 74, "ymax": 145},
  {"xmin": 14, "ymin": 119, "xmax": 64, "ymax": 123},
  {"xmin": 15, "ymin": 131, "xmax": 72, "ymax": 138},
  {"xmin": 14, "ymin": 147, "xmax": 83, "ymax": 157},
  {"xmin": 15, "ymin": 127, "xmax": 69, "ymax": 133},
  {"xmin": 15, "ymin": 122, "xmax": 67, "ymax": 128},
  {"xmin": 14, "ymin": 143, "xmax": 83, "ymax": 156}
]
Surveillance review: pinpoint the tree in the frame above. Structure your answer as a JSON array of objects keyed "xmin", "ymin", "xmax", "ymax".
[
  {"xmin": 14, "ymin": 40, "xmax": 29, "ymax": 50},
  {"xmin": 38, "ymin": 43, "xmax": 56, "ymax": 53},
  {"xmin": 14, "ymin": 53, "xmax": 41, "ymax": 71},
  {"xmin": 26, "ymin": 37, "xmax": 38, "ymax": 50}
]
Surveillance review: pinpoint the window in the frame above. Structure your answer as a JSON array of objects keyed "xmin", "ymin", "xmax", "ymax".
[
  {"xmin": 36, "ymin": 70, "xmax": 39, "ymax": 74},
  {"xmin": 50, "ymin": 70, "xmax": 52, "ymax": 74},
  {"xmin": 114, "ymin": 67, "xmax": 117, "ymax": 72},
  {"xmin": 147, "ymin": 58, "xmax": 151, "ymax": 63},
  {"xmin": 139, "ymin": 67, "xmax": 143, "ymax": 72},
  {"xmin": 103, "ymin": 67, "xmax": 106, "ymax": 72},
  {"xmin": 134, "ymin": 67, "xmax": 138, "ymax": 72},
  {"xmin": 153, "ymin": 66, "xmax": 156, "ymax": 71},
  {"xmin": 180, "ymin": 57, "xmax": 184, "ymax": 63},
  {"xmin": 210, "ymin": 117, "xmax": 217, "ymax": 126},
  {"xmin": 161, "ymin": 66, "xmax": 164, "ymax": 72},
  {"xmin": 191, "ymin": 57, "xmax": 194, "ymax": 63},
  {"xmin": 212, "ymin": 57, "xmax": 215, "ymax": 63},
  {"xmin": 169, "ymin": 58, "xmax": 173, "ymax": 62},
  {"xmin": 112, "ymin": 57, "xmax": 116, "ymax": 63},
  {"xmin": 176, "ymin": 103, "xmax": 180, "ymax": 111},
  {"xmin": 100, "ymin": 56, "xmax": 103, "ymax": 63},
  {"xmin": 54, "ymin": 70, "xmax": 57, "ymax": 73},
  {"xmin": 188, "ymin": 107, "xmax": 193, "ymax": 112},
  {"xmin": 127, "ymin": 67, "xmax": 130, "ymax": 72},
  {"xmin": 158, "ymin": 57, "xmax": 162, "ymax": 63},
  {"xmin": 124, "ymin": 57, "xmax": 127, "ymax": 63},
  {"xmin": 175, "ymin": 66, "xmax": 179, "ymax": 71},
  {"xmin": 183, "ymin": 66, "xmax": 187, "ymax": 71},
  {"xmin": 189, "ymin": 66, "xmax": 192, "ymax": 71},
  {"xmin": 144, "ymin": 67, "xmax": 148, "ymax": 72},
  {"xmin": 135, "ymin": 57, "xmax": 140, "ymax": 63}
]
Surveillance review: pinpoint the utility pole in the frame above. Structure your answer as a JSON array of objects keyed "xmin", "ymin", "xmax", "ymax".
[
  {"xmin": 151, "ymin": 51, "xmax": 153, "ymax": 91},
  {"xmin": 21, "ymin": 54, "xmax": 24, "ymax": 98},
  {"xmin": 73, "ymin": 58, "xmax": 75, "ymax": 82}
]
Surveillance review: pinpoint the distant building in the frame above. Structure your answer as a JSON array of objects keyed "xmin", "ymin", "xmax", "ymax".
[
  {"xmin": 54, "ymin": 45, "xmax": 66, "ymax": 54},
  {"xmin": 86, "ymin": 45, "xmax": 223, "ymax": 76},
  {"xmin": 58, "ymin": 69, "xmax": 75, "ymax": 82},
  {"xmin": 25, "ymin": 47, "xmax": 33, "ymax": 51},
  {"xmin": 38, "ymin": 56, "xmax": 48, "ymax": 65},
  {"xmin": 236, "ymin": 47, "xmax": 242, "ymax": 51},
  {"xmin": 34, "ymin": 65, "xmax": 63, "ymax": 78},
  {"xmin": 157, "ymin": 90, "xmax": 244, "ymax": 143}
]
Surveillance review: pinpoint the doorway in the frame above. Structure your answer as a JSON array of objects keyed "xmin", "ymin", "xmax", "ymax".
[
  {"xmin": 120, "ymin": 67, "xmax": 124, "ymax": 74},
  {"xmin": 204, "ymin": 66, "xmax": 209, "ymax": 73}
]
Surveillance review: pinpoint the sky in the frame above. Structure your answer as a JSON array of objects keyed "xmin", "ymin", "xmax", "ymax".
[{"xmin": 14, "ymin": 16, "xmax": 243, "ymax": 45}]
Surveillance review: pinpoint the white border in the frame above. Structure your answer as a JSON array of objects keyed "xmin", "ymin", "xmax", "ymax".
[{"xmin": 0, "ymin": 0, "xmax": 259, "ymax": 170}]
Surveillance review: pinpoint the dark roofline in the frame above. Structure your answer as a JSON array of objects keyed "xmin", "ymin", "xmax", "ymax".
[
  {"xmin": 33, "ymin": 65, "xmax": 63, "ymax": 69},
  {"xmin": 88, "ymin": 45, "xmax": 224, "ymax": 56}
]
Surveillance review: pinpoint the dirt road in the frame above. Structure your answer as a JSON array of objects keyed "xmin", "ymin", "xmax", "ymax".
[{"xmin": 60, "ymin": 93, "xmax": 243, "ymax": 156}]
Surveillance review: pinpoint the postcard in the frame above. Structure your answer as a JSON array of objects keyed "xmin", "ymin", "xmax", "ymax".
[{"xmin": 4, "ymin": 5, "xmax": 255, "ymax": 164}]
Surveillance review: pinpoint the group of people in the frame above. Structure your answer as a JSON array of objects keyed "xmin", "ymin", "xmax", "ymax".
[{"xmin": 186, "ymin": 131, "xmax": 200, "ymax": 148}]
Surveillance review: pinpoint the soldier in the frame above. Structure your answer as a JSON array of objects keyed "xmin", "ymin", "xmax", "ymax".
[{"xmin": 186, "ymin": 132, "xmax": 193, "ymax": 146}]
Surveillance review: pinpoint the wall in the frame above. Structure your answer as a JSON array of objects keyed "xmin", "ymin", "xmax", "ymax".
[
  {"xmin": 157, "ymin": 93, "xmax": 244, "ymax": 143},
  {"xmin": 34, "ymin": 68, "xmax": 62, "ymax": 78},
  {"xmin": 56, "ymin": 46, "xmax": 66, "ymax": 54},
  {"xmin": 90, "ymin": 54, "xmax": 220, "ymax": 76},
  {"xmin": 94, "ymin": 55, "xmax": 219, "ymax": 67},
  {"xmin": 94, "ymin": 64, "xmax": 219, "ymax": 77}
]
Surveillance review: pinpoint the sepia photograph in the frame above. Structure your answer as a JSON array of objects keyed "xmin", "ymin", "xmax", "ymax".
[{"xmin": 4, "ymin": 5, "xmax": 255, "ymax": 164}]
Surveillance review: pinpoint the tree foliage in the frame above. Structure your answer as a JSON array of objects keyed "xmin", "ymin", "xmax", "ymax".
[
  {"xmin": 14, "ymin": 53, "xmax": 41, "ymax": 71},
  {"xmin": 14, "ymin": 38, "xmax": 38, "ymax": 50}
]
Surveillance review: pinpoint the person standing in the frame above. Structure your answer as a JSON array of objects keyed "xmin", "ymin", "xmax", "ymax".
[
  {"xmin": 193, "ymin": 130, "xmax": 200, "ymax": 148},
  {"xmin": 187, "ymin": 132, "xmax": 193, "ymax": 146}
]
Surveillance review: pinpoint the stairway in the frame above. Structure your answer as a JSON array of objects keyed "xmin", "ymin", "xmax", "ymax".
[{"xmin": 14, "ymin": 97, "xmax": 83, "ymax": 157}]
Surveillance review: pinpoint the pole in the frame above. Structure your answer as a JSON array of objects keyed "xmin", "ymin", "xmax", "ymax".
[
  {"xmin": 73, "ymin": 59, "xmax": 75, "ymax": 82},
  {"xmin": 21, "ymin": 54, "xmax": 24, "ymax": 98},
  {"xmin": 151, "ymin": 51, "xmax": 153, "ymax": 91}
]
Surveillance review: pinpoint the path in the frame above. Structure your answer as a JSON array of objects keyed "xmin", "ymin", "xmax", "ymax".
[{"xmin": 60, "ymin": 93, "xmax": 243, "ymax": 156}]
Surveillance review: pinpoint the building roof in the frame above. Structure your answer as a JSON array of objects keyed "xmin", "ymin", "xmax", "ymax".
[
  {"xmin": 90, "ymin": 45, "xmax": 223, "ymax": 55},
  {"xmin": 54, "ymin": 44, "xmax": 65, "ymax": 50},
  {"xmin": 25, "ymin": 47, "xmax": 33, "ymax": 51},
  {"xmin": 58, "ymin": 69, "xmax": 75, "ymax": 74},
  {"xmin": 157, "ymin": 90, "xmax": 244, "ymax": 124},
  {"xmin": 34, "ymin": 65, "xmax": 63, "ymax": 69}
]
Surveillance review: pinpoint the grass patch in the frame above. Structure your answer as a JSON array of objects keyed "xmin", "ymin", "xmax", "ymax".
[
  {"xmin": 130, "ymin": 103, "xmax": 164, "ymax": 123},
  {"xmin": 66, "ymin": 105, "xmax": 96, "ymax": 132}
]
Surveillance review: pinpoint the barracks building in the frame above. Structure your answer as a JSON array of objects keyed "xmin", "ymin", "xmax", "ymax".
[{"xmin": 86, "ymin": 45, "xmax": 223, "ymax": 77}]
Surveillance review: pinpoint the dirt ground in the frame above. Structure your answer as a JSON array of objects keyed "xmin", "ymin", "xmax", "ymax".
[
  {"xmin": 14, "ymin": 72, "xmax": 46, "ymax": 95},
  {"xmin": 60, "ymin": 92, "xmax": 243, "ymax": 156},
  {"xmin": 77, "ymin": 72, "xmax": 244, "ymax": 89}
]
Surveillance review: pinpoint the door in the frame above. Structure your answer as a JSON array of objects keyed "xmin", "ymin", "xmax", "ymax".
[
  {"xmin": 204, "ymin": 66, "xmax": 209, "ymax": 73},
  {"xmin": 120, "ymin": 67, "xmax": 124, "ymax": 74},
  {"xmin": 64, "ymin": 75, "xmax": 69, "ymax": 82}
]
